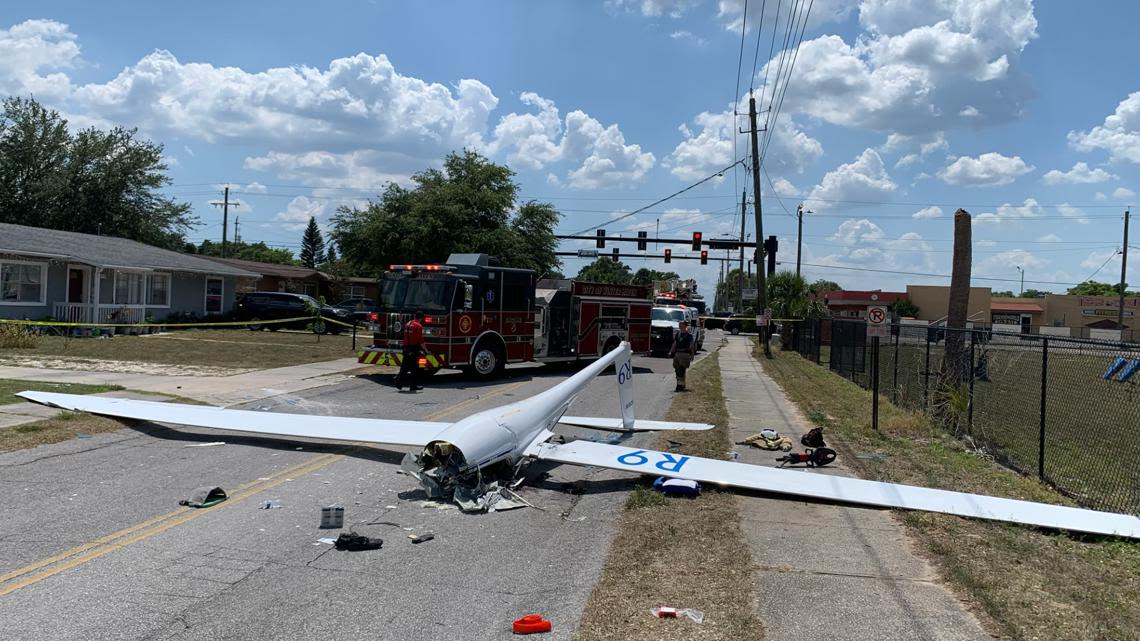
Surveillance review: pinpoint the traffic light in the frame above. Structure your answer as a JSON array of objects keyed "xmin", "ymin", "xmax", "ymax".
[
  {"xmin": 637, "ymin": 230, "xmax": 647, "ymax": 251},
  {"xmin": 612, "ymin": 247, "xmax": 620, "ymax": 262},
  {"xmin": 596, "ymin": 229, "xmax": 606, "ymax": 249},
  {"xmin": 664, "ymin": 248, "xmax": 672, "ymax": 263},
  {"xmin": 700, "ymin": 250, "xmax": 708, "ymax": 265},
  {"xmin": 691, "ymin": 231, "xmax": 702, "ymax": 251}
]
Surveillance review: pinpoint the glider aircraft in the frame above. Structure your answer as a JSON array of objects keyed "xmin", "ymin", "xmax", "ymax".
[{"xmin": 19, "ymin": 342, "xmax": 1140, "ymax": 539}]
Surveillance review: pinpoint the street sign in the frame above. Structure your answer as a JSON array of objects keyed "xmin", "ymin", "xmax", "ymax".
[
  {"xmin": 756, "ymin": 315, "xmax": 768, "ymax": 327},
  {"xmin": 577, "ymin": 249, "xmax": 599, "ymax": 258},
  {"xmin": 867, "ymin": 305, "xmax": 889, "ymax": 338},
  {"xmin": 742, "ymin": 288, "xmax": 758, "ymax": 300}
]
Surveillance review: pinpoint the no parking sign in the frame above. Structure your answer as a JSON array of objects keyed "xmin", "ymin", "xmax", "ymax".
[{"xmin": 866, "ymin": 305, "xmax": 889, "ymax": 338}]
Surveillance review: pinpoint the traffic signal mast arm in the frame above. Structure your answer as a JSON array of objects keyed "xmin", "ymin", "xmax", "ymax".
[{"xmin": 558, "ymin": 233, "xmax": 758, "ymax": 248}]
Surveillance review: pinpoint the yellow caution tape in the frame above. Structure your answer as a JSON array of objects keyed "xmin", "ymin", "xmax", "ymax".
[{"xmin": 0, "ymin": 315, "xmax": 330, "ymax": 329}]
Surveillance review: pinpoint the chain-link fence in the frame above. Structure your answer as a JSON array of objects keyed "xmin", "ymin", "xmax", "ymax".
[{"xmin": 786, "ymin": 319, "xmax": 1140, "ymax": 515}]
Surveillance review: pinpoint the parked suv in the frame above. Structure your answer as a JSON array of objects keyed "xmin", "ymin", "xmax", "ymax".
[
  {"xmin": 234, "ymin": 292, "xmax": 351, "ymax": 334},
  {"xmin": 333, "ymin": 297, "xmax": 376, "ymax": 322}
]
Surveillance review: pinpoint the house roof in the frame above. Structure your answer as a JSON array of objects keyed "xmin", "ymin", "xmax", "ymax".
[
  {"xmin": 0, "ymin": 223, "xmax": 259, "ymax": 277},
  {"xmin": 823, "ymin": 290, "xmax": 906, "ymax": 303},
  {"xmin": 992, "ymin": 301, "xmax": 1043, "ymax": 313},
  {"xmin": 204, "ymin": 257, "xmax": 326, "ymax": 280}
]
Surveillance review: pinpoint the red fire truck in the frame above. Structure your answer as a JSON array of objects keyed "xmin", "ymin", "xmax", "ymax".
[{"xmin": 357, "ymin": 254, "xmax": 652, "ymax": 378}]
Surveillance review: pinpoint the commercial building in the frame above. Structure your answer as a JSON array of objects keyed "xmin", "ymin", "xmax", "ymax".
[{"xmin": 819, "ymin": 290, "xmax": 907, "ymax": 319}]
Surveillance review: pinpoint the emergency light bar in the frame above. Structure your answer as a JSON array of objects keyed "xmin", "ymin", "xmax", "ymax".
[{"xmin": 387, "ymin": 264, "xmax": 456, "ymax": 272}]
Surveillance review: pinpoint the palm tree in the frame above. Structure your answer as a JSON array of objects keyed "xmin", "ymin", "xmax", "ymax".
[{"xmin": 943, "ymin": 209, "xmax": 973, "ymax": 387}]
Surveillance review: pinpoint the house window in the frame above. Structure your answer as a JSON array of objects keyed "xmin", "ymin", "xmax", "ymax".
[
  {"xmin": 302, "ymin": 282, "xmax": 317, "ymax": 296},
  {"xmin": 114, "ymin": 272, "xmax": 145, "ymax": 304},
  {"xmin": 350, "ymin": 285, "xmax": 365, "ymax": 298},
  {"xmin": 147, "ymin": 274, "xmax": 170, "ymax": 306},
  {"xmin": 0, "ymin": 261, "xmax": 46, "ymax": 304},
  {"xmin": 205, "ymin": 278, "xmax": 223, "ymax": 313}
]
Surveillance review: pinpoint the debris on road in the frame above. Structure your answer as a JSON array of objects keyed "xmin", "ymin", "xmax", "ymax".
[
  {"xmin": 409, "ymin": 532, "xmax": 434, "ymax": 544},
  {"xmin": 259, "ymin": 500, "xmax": 281, "ymax": 509},
  {"xmin": 512, "ymin": 614, "xmax": 552, "ymax": 634},
  {"xmin": 650, "ymin": 607, "xmax": 704, "ymax": 623},
  {"xmin": 320, "ymin": 505, "xmax": 344, "ymax": 528},
  {"xmin": 178, "ymin": 486, "xmax": 227, "ymax": 508},
  {"xmin": 333, "ymin": 531, "xmax": 383, "ymax": 551},
  {"xmin": 737, "ymin": 429, "xmax": 793, "ymax": 451},
  {"xmin": 776, "ymin": 447, "xmax": 837, "ymax": 468},
  {"xmin": 184, "ymin": 441, "xmax": 226, "ymax": 447},
  {"xmin": 801, "ymin": 426, "xmax": 826, "ymax": 448},
  {"xmin": 653, "ymin": 477, "xmax": 701, "ymax": 497}
]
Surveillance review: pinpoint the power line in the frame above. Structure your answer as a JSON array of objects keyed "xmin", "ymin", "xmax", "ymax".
[
  {"xmin": 749, "ymin": 0, "xmax": 770, "ymax": 90},
  {"xmin": 760, "ymin": 0, "xmax": 813, "ymax": 164},
  {"xmin": 1080, "ymin": 249, "xmax": 1120, "ymax": 283},
  {"xmin": 568, "ymin": 159, "xmax": 745, "ymax": 235},
  {"xmin": 793, "ymin": 262, "xmax": 1089, "ymax": 287}
]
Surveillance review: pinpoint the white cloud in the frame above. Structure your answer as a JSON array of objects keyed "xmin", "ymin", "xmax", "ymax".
[
  {"xmin": 976, "ymin": 249, "xmax": 1047, "ymax": 278},
  {"xmin": 749, "ymin": 1, "xmax": 1037, "ymax": 136},
  {"xmin": 669, "ymin": 30, "xmax": 707, "ymax": 45},
  {"xmin": 1113, "ymin": 186, "xmax": 1136, "ymax": 200},
  {"xmin": 1056, "ymin": 202, "xmax": 1091, "ymax": 224},
  {"xmin": 1037, "ymin": 233, "xmax": 1061, "ymax": 242},
  {"xmin": 489, "ymin": 93, "xmax": 655, "ymax": 189},
  {"xmin": 667, "ymin": 109, "xmax": 821, "ymax": 181},
  {"xmin": 937, "ymin": 152, "xmax": 1033, "ymax": 186},
  {"xmin": 717, "ymin": 0, "xmax": 857, "ymax": 32},
  {"xmin": 973, "ymin": 197, "xmax": 1042, "ymax": 225},
  {"xmin": 806, "ymin": 148, "xmax": 897, "ymax": 210},
  {"xmin": 275, "ymin": 196, "xmax": 326, "ymax": 231},
  {"xmin": 770, "ymin": 176, "xmax": 799, "ymax": 198},
  {"xmin": 1068, "ymin": 92, "xmax": 1140, "ymax": 164},
  {"xmin": 243, "ymin": 181, "xmax": 268, "ymax": 194},
  {"xmin": 1041, "ymin": 162, "xmax": 1117, "ymax": 185},
  {"xmin": 912, "ymin": 205, "xmax": 942, "ymax": 219},
  {"xmin": 0, "ymin": 19, "xmax": 80, "ymax": 100},
  {"xmin": 609, "ymin": 0, "xmax": 702, "ymax": 18},
  {"xmin": 1095, "ymin": 191, "xmax": 1107, "ymax": 201},
  {"xmin": 244, "ymin": 150, "xmax": 414, "ymax": 190}
]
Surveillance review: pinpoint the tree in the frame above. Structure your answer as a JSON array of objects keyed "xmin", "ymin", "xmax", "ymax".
[
  {"xmin": 197, "ymin": 240, "xmax": 297, "ymax": 265},
  {"xmin": 575, "ymin": 258, "xmax": 632, "ymax": 284},
  {"xmin": 300, "ymin": 217, "xmax": 325, "ymax": 268},
  {"xmin": 1020, "ymin": 288, "xmax": 1049, "ymax": 298},
  {"xmin": 715, "ymin": 268, "xmax": 757, "ymax": 312},
  {"xmin": 1067, "ymin": 280, "xmax": 1136, "ymax": 296},
  {"xmin": 331, "ymin": 150, "xmax": 562, "ymax": 276},
  {"xmin": 631, "ymin": 268, "xmax": 679, "ymax": 287},
  {"xmin": 0, "ymin": 96, "xmax": 196, "ymax": 248},
  {"xmin": 808, "ymin": 279, "xmax": 842, "ymax": 294},
  {"xmin": 325, "ymin": 242, "xmax": 338, "ymax": 265},
  {"xmin": 766, "ymin": 271, "xmax": 828, "ymax": 319},
  {"xmin": 991, "ymin": 290, "xmax": 1015, "ymax": 298},
  {"xmin": 892, "ymin": 298, "xmax": 920, "ymax": 318}
]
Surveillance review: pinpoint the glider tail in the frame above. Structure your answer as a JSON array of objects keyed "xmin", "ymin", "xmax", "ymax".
[{"xmin": 617, "ymin": 342, "xmax": 635, "ymax": 430}]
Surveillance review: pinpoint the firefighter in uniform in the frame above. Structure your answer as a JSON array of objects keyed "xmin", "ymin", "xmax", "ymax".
[
  {"xmin": 395, "ymin": 311, "xmax": 426, "ymax": 391},
  {"xmin": 669, "ymin": 320, "xmax": 697, "ymax": 392}
]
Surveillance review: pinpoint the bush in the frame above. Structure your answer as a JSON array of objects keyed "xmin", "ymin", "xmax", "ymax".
[{"xmin": 0, "ymin": 323, "xmax": 41, "ymax": 348}]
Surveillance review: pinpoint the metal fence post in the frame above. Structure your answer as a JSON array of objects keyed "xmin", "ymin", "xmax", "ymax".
[
  {"xmin": 1039, "ymin": 337, "xmax": 1048, "ymax": 481},
  {"xmin": 872, "ymin": 335, "xmax": 880, "ymax": 431},
  {"xmin": 967, "ymin": 330, "xmax": 975, "ymax": 435},
  {"xmin": 892, "ymin": 327, "xmax": 900, "ymax": 404},
  {"xmin": 923, "ymin": 332, "xmax": 931, "ymax": 412},
  {"xmin": 352, "ymin": 320, "xmax": 357, "ymax": 351}
]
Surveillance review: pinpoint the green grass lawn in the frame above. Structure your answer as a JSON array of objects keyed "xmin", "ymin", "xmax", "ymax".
[
  {"xmin": 0, "ymin": 379, "xmax": 123, "ymax": 405},
  {"xmin": 0, "ymin": 328, "xmax": 362, "ymax": 370}
]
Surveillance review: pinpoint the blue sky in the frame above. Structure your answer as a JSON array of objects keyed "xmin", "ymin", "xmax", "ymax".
[{"xmin": 2, "ymin": 1, "xmax": 1137, "ymax": 300}]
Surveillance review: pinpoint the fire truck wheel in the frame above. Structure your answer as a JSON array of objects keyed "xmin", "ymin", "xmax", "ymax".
[{"xmin": 470, "ymin": 340, "xmax": 505, "ymax": 379}]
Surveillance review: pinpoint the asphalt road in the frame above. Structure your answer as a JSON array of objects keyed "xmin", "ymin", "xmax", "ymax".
[{"xmin": 0, "ymin": 348, "xmax": 701, "ymax": 640}]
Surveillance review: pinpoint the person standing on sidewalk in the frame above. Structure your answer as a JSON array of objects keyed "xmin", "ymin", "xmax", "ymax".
[
  {"xmin": 669, "ymin": 320, "xmax": 697, "ymax": 391},
  {"xmin": 395, "ymin": 311, "xmax": 426, "ymax": 391}
]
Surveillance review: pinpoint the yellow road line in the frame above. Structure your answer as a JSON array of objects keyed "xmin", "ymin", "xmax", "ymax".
[{"xmin": 1, "ymin": 376, "xmax": 535, "ymax": 596}]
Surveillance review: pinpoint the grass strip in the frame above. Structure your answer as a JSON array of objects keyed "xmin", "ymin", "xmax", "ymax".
[
  {"xmin": 574, "ymin": 352, "xmax": 765, "ymax": 641},
  {"xmin": 0, "ymin": 412, "xmax": 128, "ymax": 452},
  {"xmin": 1, "ymin": 329, "xmax": 357, "ymax": 370},
  {"xmin": 759, "ymin": 344, "xmax": 1140, "ymax": 641},
  {"xmin": 0, "ymin": 379, "xmax": 123, "ymax": 405}
]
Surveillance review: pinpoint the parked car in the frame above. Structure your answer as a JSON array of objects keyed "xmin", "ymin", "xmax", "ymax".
[
  {"xmin": 333, "ymin": 297, "xmax": 376, "ymax": 322},
  {"xmin": 724, "ymin": 314, "xmax": 757, "ymax": 335},
  {"xmin": 234, "ymin": 292, "xmax": 351, "ymax": 334}
]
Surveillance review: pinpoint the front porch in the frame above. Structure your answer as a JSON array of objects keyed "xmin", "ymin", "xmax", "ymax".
[{"xmin": 52, "ymin": 302, "xmax": 148, "ymax": 326}]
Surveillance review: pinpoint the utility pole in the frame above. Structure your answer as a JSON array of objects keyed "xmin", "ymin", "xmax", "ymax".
[
  {"xmin": 209, "ymin": 186, "xmax": 240, "ymax": 258},
  {"xmin": 796, "ymin": 203, "xmax": 803, "ymax": 277},
  {"xmin": 233, "ymin": 215, "xmax": 242, "ymax": 244},
  {"xmin": 739, "ymin": 190, "xmax": 747, "ymax": 313},
  {"xmin": 746, "ymin": 91, "xmax": 769, "ymax": 356},
  {"xmin": 1016, "ymin": 265, "xmax": 1024, "ymax": 296},
  {"xmin": 1119, "ymin": 207, "xmax": 1130, "ymax": 339}
]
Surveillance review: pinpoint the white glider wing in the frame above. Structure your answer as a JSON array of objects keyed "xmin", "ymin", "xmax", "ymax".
[
  {"xmin": 558, "ymin": 416, "xmax": 714, "ymax": 432},
  {"xmin": 528, "ymin": 439, "xmax": 1140, "ymax": 540},
  {"xmin": 18, "ymin": 391, "xmax": 450, "ymax": 447}
]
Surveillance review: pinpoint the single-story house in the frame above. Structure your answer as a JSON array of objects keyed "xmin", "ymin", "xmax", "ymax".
[
  {"xmin": 203, "ymin": 257, "xmax": 378, "ymax": 303},
  {"xmin": 0, "ymin": 222, "xmax": 259, "ymax": 325}
]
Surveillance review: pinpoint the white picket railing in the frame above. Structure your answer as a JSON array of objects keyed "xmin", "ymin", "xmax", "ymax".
[{"xmin": 52, "ymin": 303, "xmax": 147, "ymax": 326}]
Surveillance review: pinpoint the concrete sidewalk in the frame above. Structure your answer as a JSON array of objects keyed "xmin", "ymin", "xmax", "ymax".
[
  {"xmin": 720, "ymin": 336, "xmax": 991, "ymax": 641},
  {"xmin": 0, "ymin": 357, "xmax": 363, "ymax": 429}
]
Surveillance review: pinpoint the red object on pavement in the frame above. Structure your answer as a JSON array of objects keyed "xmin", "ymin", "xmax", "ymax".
[{"xmin": 512, "ymin": 614, "xmax": 552, "ymax": 634}]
